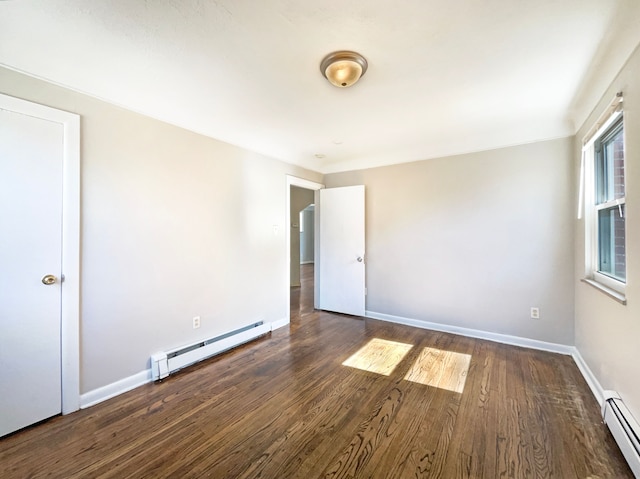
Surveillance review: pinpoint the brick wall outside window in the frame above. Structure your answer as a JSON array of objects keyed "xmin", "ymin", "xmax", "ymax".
[{"xmin": 613, "ymin": 136, "xmax": 626, "ymax": 276}]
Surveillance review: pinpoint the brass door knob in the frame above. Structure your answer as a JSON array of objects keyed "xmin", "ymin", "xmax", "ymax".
[{"xmin": 41, "ymin": 274, "xmax": 57, "ymax": 285}]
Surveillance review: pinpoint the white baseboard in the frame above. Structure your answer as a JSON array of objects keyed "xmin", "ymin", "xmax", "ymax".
[
  {"xmin": 78, "ymin": 313, "xmax": 605, "ymax": 423},
  {"xmin": 365, "ymin": 310, "xmax": 574, "ymax": 355},
  {"xmin": 80, "ymin": 369, "xmax": 152, "ymax": 409},
  {"xmin": 365, "ymin": 310, "xmax": 610, "ymax": 408},
  {"xmin": 79, "ymin": 318, "xmax": 290, "ymax": 409},
  {"xmin": 270, "ymin": 317, "xmax": 290, "ymax": 330},
  {"xmin": 571, "ymin": 348, "xmax": 605, "ymax": 406}
]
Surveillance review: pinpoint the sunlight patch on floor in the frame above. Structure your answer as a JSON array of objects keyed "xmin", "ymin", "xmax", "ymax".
[
  {"xmin": 404, "ymin": 347, "xmax": 471, "ymax": 393},
  {"xmin": 342, "ymin": 338, "xmax": 413, "ymax": 376}
]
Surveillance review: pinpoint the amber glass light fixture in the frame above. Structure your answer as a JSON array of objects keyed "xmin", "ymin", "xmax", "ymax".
[{"xmin": 320, "ymin": 51, "xmax": 368, "ymax": 88}]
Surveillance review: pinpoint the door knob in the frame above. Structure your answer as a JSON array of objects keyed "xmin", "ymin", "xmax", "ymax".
[
  {"xmin": 41, "ymin": 274, "xmax": 57, "ymax": 285},
  {"xmin": 357, "ymin": 257, "xmax": 363, "ymax": 262}
]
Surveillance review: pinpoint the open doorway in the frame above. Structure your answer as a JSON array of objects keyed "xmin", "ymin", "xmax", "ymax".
[
  {"xmin": 286, "ymin": 176, "xmax": 323, "ymax": 323},
  {"xmin": 290, "ymin": 186, "xmax": 315, "ymax": 319}
]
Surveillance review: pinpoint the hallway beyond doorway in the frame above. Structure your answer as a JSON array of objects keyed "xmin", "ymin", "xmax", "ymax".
[{"xmin": 290, "ymin": 263, "xmax": 314, "ymax": 320}]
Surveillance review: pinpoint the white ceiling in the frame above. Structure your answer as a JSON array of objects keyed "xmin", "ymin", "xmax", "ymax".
[{"xmin": 1, "ymin": 1, "xmax": 639, "ymax": 174}]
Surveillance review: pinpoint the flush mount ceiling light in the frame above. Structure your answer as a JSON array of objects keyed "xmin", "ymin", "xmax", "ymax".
[{"xmin": 320, "ymin": 51, "xmax": 368, "ymax": 88}]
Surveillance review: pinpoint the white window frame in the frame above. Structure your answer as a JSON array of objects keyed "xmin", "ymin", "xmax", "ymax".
[{"xmin": 582, "ymin": 94, "xmax": 626, "ymax": 299}]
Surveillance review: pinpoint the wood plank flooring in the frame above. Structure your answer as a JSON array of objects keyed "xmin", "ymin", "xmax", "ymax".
[
  {"xmin": 342, "ymin": 338, "xmax": 413, "ymax": 376},
  {"xmin": 1, "ymin": 264, "xmax": 632, "ymax": 478},
  {"xmin": 404, "ymin": 347, "xmax": 471, "ymax": 393}
]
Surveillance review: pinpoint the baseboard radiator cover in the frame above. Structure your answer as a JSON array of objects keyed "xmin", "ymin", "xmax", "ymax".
[
  {"xmin": 151, "ymin": 321, "xmax": 270, "ymax": 380},
  {"xmin": 602, "ymin": 391, "xmax": 640, "ymax": 477}
]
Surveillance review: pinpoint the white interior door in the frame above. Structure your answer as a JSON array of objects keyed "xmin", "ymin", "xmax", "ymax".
[
  {"xmin": 318, "ymin": 185, "xmax": 365, "ymax": 316},
  {"xmin": 0, "ymin": 107, "xmax": 64, "ymax": 437}
]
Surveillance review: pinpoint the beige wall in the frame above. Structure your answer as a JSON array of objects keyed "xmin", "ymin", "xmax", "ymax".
[
  {"xmin": 325, "ymin": 137, "xmax": 575, "ymax": 345},
  {"xmin": 0, "ymin": 66, "xmax": 322, "ymax": 393},
  {"xmin": 289, "ymin": 186, "xmax": 314, "ymax": 286},
  {"xmin": 4, "ymin": 39, "xmax": 638, "ymax": 420},
  {"xmin": 574, "ymin": 43, "xmax": 640, "ymax": 418}
]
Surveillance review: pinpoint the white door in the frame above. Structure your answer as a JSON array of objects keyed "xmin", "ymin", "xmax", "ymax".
[
  {"xmin": 0, "ymin": 107, "xmax": 64, "ymax": 436},
  {"xmin": 318, "ymin": 185, "xmax": 366, "ymax": 316}
]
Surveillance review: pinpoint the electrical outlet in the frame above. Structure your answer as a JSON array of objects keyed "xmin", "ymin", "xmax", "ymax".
[
  {"xmin": 193, "ymin": 316, "xmax": 201, "ymax": 329},
  {"xmin": 530, "ymin": 307, "xmax": 540, "ymax": 320}
]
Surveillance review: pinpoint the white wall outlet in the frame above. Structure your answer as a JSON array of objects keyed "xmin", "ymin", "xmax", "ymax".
[
  {"xmin": 530, "ymin": 307, "xmax": 540, "ymax": 319},
  {"xmin": 193, "ymin": 316, "xmax": 201, "ymax": 329}
]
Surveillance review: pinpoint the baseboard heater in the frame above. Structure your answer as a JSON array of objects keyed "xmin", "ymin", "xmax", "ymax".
[
  {"xmin": 151, "ymin": 321, "xmax": 271, "ymax": 380},
  {"xmin": 602, "ymin": 391, "xmax": 640, "ymax": 477}
]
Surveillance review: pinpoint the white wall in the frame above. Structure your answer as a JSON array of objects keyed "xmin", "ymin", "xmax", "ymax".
[
  {"xmin": 300, "ymin": 205, "xmax": 315, "ymax": 264},
  {"xmin": 573, "ymin": 42, "xmax": 640, "ymax": 418},
  {"xmin": 0, "ymin": 66, "xmax": 322, "ymax": 393},
  {"xmin": 325, "ymin": 138, "xmax": 575, "ymax": 345}
]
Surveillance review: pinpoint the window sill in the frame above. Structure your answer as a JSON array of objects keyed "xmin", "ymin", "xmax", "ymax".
[{"xmin": 581, "ymin": 278, "xmax": 627, "ymax": 305}]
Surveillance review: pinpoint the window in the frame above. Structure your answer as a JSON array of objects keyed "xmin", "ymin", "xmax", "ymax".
[
  {"xmin": 595, "ymin": 118, "xmax": 625, "ymax": 281},
  {"xmin": 583, "ymin": 93, "xmax": 626, "ymax": 298}
]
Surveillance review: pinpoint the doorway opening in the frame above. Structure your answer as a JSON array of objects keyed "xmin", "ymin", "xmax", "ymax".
[
  {"xmin": 290, "ymin": 186, "xmax": 315, "ymax": 320},
  {"xmin": 286, "ymin": 176, "xmax": 323, "ymax": 323}
]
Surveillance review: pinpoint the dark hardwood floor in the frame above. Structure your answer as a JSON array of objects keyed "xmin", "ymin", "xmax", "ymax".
[{"xmin": 1, "ymin": 264, "xmax": 631, "ymax": 478}]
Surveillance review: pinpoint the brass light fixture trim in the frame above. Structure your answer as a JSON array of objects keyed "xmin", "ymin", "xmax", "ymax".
[{"xmin": 320, "ymin": 51, "xmax": 368, "ymax": 88}]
